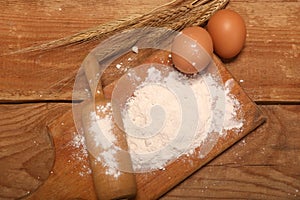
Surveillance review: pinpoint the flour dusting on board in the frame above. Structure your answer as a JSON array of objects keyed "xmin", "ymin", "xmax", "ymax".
[
  {"xmin": 68, "ymin": 132, "xmax": 91, "ymax": 176},
  {"xmin": 223, "ymin": 79, "xmax": 244, "ymax": 132},
  {"xmin": 119, "ymin": 65, "xmax": 244, "ymax": 171},
  {"xmin": 88, "ymin": 104, "xmax": 122, "ymax": 178},
  {"xmin": 71, "ymin": 64, "xmax": 244, "ymax": 175}
]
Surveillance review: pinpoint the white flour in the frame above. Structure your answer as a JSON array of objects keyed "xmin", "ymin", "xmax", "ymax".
[
  {"xmin": 123, "ymin": 84, "xmax": 182, "ymax": 154},
  {"xmin": 121, "ymin": 65, "xmax": 244, "ymax": 171},
  {"xmin": 223, "ymin": 79, "xmax": 244, "ymax": 131},
  {"xmin": 68, "ymin": 132, "xmax": 91, "ymax": 177},
  {"xmin": 74, "ymin": 63, "xmax": 244, "ymax": 175},
  {"xmin": 88, "ymin": 104, "xmax": 122, "ymax": 178}
]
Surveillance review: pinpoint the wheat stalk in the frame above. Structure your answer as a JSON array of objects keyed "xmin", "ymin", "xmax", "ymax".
[{"xmin": 8, "ymin": 0, "xmax": 229, "ymax": 55}]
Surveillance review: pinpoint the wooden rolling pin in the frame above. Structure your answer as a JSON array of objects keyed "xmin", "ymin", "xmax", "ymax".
[{"xmin": 81, "ymin": 54, "xmax": 137, "ymax": 200}]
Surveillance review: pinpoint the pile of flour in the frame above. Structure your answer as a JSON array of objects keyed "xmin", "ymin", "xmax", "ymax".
[
  {"xmin": 79, "ymin": 64, "xmax": 244, "ymax": 175},
  {"xmin": 119, "ymin": 65, "xmax": 244, "ymax": 172}
]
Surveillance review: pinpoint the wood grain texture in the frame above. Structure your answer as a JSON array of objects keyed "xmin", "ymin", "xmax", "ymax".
[
  {"xmin": 226, "ymin": 1, "xmax": 300, "ymax": 102},
  {"xmin": 0, "ymin": 0, "xmax": 169, "ymax": 102},
  {"xmin": 162, "ymin": 105, "xmax": 300, "ymax": 199},
  {"xmin": 0, "ymin": 0, "xmax": 299, "ymax": 102},
  {"xmin": 0, "ymin": 103, "xmax": 70, "ymax": 200}
]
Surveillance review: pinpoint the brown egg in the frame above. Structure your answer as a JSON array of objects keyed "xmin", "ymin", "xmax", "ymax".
[
  {"xmin": 171, "ymin": 26, "xmax": 213, "ymax": 74},
  {"xmin": 207, "ymin": 9, "xmax": 246, "ymax": 59}
]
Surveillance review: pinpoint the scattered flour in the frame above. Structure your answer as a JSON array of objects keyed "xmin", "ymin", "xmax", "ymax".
[
  {"xmin": 74, "ymin": 63, "xmax": 244, "ymax": 175},
  {"xmin": 132, "ymin": 46, "xmax": 139, "ymax": 54},
  {"xmin": 223, "ymin": 79, "xmax": 244, "ymax": 131},
  {"xmin": 68, "ymin": 132, "xmax": 91, "ymax": 176},
  {"xmin": 87, "ymin": 103, "xmax": 122, "ymax": 178}
]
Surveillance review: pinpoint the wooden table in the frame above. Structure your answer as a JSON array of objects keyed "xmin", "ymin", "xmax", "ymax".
[{"xmin": 0, "ymin": 0, "xmax": 299, "ymax": 199}]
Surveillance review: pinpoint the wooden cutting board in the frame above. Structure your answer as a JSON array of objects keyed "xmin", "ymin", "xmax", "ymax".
[{"xmin": 27, "ymin": 55, "xmax": 265, "ymax": 200}]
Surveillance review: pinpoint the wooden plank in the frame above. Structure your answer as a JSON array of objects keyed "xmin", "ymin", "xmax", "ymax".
[
  {"xmin": 0, "ymin": 104, "xmax": 298, "ymax": 199},
  {"xmin": 226, "ymin": 1, "xmax": 300, "ymax": 102},
  {"xmin": 0, "ymin": 103, "xmax": 70, "ymax": 200},
  {"xmin": 0, "ymin": 0, "xmax": 299, "ymax": 102},
  {"xmin": 162, "ymin": 105, "xmax": 300, "ymax": 199},
  {"xmin": 0, "ymin": 0, "xmax": 170, "ymax": 102}
]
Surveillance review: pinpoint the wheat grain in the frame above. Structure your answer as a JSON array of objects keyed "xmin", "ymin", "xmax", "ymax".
[{"xmin": 8, "ymin": 0, "xmax": 229, "ymax": 55}]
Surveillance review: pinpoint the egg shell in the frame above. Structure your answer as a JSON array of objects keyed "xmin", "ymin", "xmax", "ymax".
[
  {"xmin": 171, "ymin": 26, "xmax": 213, "ymax": 74},
  {"xmin": 207, "ymin": 9, "xmax": 246, "ymax": 59}
]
